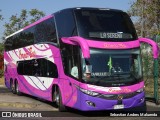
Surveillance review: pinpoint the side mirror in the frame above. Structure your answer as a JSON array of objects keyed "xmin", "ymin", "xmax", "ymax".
[
  {"xmin": 61, "ymin": 36, "xmax": 90, "ymax": 58},
  {"xmin": 139, "ymin": 38, "xmax": 159, "ymax": 59}
]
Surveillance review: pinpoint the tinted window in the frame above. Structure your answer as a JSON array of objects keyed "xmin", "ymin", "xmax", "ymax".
[
  {"xmin": 5, "ymin": 38, "xmax": 13, "ymax": 51},
  {"xmin": 34, "ymin": 18, "xmax": 57, "ymax": 43},
  {"xmin": 55, "ymin": 9, "xmax": 77, "ymax": 38},
  {"xmin": 75, "ymin": 10, "xmax": 137, "ymax": 41},
  {"xmin": 17, "ymin": 58, "xmax": 58, "ymax": 78},
  {"xmin": 22, "ymin": 27, "xmax": 35, "ymax": 46},
  {"xmin": 5, "ymin": 27, "xmax": 35, "ymax": 51},
  {"xmin": 61, "ymin": 44, "xmax": 80, "ymax": 79},
  {"xmin": 12, "ymin": 34, "xmax": 19, "ymax": 49},
  {"xmin": 17, "ymin": 62, "xmax": 24, "ymax": 75},
  {"xmin": 5, "ymin": 17, "xmax": 57, "ymax": 51}
]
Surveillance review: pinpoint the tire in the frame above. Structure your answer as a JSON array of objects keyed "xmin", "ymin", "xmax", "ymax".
[
  {"xmin": 10, "ymin": 80, "xmax": 16, "ymax": 94},
  {"xmin": 54, "ymin": 87, "xmax": 66, "ymax": 112},
  {"xmin": 15, "ymin": 80, "xmax": 21, "ymax": 95}
]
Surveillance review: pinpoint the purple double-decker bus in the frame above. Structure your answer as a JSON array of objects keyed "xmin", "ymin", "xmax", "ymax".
[{"xmin": 4, "ymin": 8, "xmax": 159, "ymax": 112}]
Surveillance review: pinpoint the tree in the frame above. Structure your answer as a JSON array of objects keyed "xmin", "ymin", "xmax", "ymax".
[
  {"xmin": 0, "ymin": 43, "xmax": 4, "ymax": 77},
  {"xmin": 0, "ymin": 43, "xmax": 4, "ymax": 54},
  {"xmin": 128, "ymin": 0, "xmax": 160, "ymax": 37},
  {"xmin": 4, "ymin": 9, "xmax": 45, "ymax": 37}
]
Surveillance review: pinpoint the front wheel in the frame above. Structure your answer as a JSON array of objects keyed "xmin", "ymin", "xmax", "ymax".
[{"xmin": 53, "ymin": 87, "xmax": 66, "ymax": 112}]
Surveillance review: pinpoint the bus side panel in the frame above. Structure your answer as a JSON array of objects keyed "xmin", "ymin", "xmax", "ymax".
[
  {"xmin": 59, "ymin": 77, "xmax": 81, "ymax": 109},
  {"xmin": 17, "ymin": 75, "xmax": 57, "ymax": 101},
  {"xmin": 3, "ymin": 44, "xmax": 61, "ymax": 102},
  {"xmin": 4, "ymin": 43, "xmax": 82, "ymax": 107},
  {"xmin": 4, "ymin": 51, "xmax": 17, "ymax": 89}
]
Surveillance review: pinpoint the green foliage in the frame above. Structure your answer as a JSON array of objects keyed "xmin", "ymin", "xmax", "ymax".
[
  {"xmin": 4, "ymin": 9, "xmax": 45, "ymax": 37},
  {"xmin": 29, "ymin": 9, "xmax": 45, "ymax": 23},
  {"xmin": 0, "ymin": 69, "xmax": 3, "ymax": 78},
  {"xmin": 0, "ymin": 10, "xmax": 3, "ymax": 21},
  {"xmin": 0, "ymin": 43, "xmax": 4, "ymax": 54},
  {"xmin": 128, "ymin": 0, "xmax": 160, "ymax": 37}
]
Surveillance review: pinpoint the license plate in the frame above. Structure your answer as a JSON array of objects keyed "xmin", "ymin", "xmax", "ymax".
[{"xmin": 114, "ymin": 104, "xmax": 124, "ymax": 109}]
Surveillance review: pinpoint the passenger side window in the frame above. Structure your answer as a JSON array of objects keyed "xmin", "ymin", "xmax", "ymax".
[
  {"xmin": 34, "ymin": 18, "xmax": 57, "ymax": 44},
  {"xmin": 5, "ymin": 38, "xmax": 13, "ymax": 51},
  {"xmin": 47, "ymin": 60, "xmax": 58, "ymax": 78},
  {"xmin": 17, "ymin": 58, "xmax": 58, "ymax": 78}
]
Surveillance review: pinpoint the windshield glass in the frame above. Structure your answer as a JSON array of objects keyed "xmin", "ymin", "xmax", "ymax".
[
  {"xmin": 82, "ymin": 49, "xmax": 142, "ymax": 87},
  {"xmin": 75, "ymin": 9, "xmax": 137, "ymax": 41}
]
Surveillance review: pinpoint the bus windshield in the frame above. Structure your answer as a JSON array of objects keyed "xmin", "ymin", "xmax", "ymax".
[
  {"xmin": 75, "ymin": 9, "xmax": 137, "ymax": 41},
  {"xmin": 82, "ymin": 49, "xmax": 142, "ymax": 87}
]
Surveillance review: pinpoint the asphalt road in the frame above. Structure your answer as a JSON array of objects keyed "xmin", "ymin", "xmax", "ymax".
[{"xmin": 0, "ymin": 85, "xmax": 160, "ymax": 120}]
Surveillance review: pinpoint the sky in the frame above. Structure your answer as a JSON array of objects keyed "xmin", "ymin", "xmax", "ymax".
[{"xmin": 0, "ymin": 0, "xmax": 133, "ymax": 42}]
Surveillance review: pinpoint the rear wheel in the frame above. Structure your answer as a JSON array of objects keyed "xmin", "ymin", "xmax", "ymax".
[
  {"xmin": 53, "ymin": 87, "xmax": 66, "ymax": 112},
  {"xmin": 10, "ymin": 80, "xmax": 16, "ymax": 94},
  {"xmin": 15, "ymin": 80, "xmax": 21, "ymax": 95}
]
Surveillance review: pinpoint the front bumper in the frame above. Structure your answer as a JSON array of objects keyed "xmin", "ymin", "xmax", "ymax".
[{"xmin": 76, "ymin": 91, "xmax": 145, "ymax": 111}]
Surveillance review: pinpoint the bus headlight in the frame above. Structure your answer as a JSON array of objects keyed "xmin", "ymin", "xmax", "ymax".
[
  {"xmin": 79, "ymin": 87, "xmax": 100, "ymax": 97},
  {"xmin": 136, "ymin": 88, "xmax": 144, "ymax": 93}
]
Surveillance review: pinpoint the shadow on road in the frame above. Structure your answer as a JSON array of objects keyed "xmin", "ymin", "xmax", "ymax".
[{"xmin": 0, "ymin": 87, "xmax": 10, "ymax": 93}]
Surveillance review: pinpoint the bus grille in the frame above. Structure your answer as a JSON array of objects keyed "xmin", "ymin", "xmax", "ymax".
[{"xmin": 98, "ymin": 92, "xmax": 139, "ymax": 100}]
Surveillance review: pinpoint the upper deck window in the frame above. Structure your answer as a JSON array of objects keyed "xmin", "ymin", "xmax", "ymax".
[{"xmin": 74, "ymin": 9, "xmax": 137, "ymax": 41}]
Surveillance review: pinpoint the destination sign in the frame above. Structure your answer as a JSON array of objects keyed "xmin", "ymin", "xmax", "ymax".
[{"xmin": 89, "ymin": 32, "xmax": 133, "ymax": 39}]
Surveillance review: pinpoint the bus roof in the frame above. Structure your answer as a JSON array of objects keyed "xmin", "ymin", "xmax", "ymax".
[
  {"xmin": 5, "ymin": 7, "xmax": 123, "ymax": 39},
  {"xmin": 54, "ymin": 7, "xmax": 123, "ymax": 13}
]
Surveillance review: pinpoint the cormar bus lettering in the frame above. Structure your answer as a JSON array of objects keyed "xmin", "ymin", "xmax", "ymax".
[
  {"xmin": 88, "ymin": 85, "xmax": 131, "ymax": 93},
  {"xmin": 108, "ymin": 88, "xmax": 131, "ymax": 93},
  {"xmin": 104, "ymin": 43, "xmax": 127, "ymax": 48},
  {"xmin": 19, "ymin": 47, "xmax": 36, "ymax": 59}
]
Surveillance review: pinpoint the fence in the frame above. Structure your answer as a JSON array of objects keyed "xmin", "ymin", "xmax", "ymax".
[{"xmin": 141, "ymin": 35, "xmax": 160, "ymax": 104}]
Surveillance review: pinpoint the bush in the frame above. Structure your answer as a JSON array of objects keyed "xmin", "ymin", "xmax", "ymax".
[{"xmin": 0, "ymin": 69, "xmax": 4, "ymax": 78}]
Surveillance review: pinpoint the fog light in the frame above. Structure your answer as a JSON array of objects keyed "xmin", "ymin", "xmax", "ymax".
[
  {"xmin": 140, "ymin": 98, "xmax": 144, "ymax": 103},
  {"xmin": 86, "ymin": 100, "xmax": 96, "ymax": 107}
]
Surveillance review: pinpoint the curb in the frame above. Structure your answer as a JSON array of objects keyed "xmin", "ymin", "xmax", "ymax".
[
  {"xmin": 146, "ymin": 101, "xmax": 160, "ymax": 107},
  {"xmin": 0, "ymin": 85, "xmax": 5, "ymax": 88},
  {"xmin": 0, "ymin": 102, "xmax": 39, "ymax": 109}
]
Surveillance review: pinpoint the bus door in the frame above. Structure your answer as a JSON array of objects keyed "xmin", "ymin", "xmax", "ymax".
[{"xmin": 60, "ymin": 44, "xmax": 81, "ymax": 106}]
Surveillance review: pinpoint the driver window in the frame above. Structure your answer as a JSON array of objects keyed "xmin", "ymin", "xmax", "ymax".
[{"xmin": 61, "ymin": 44, "xmax": 80, "ymax": 79}]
